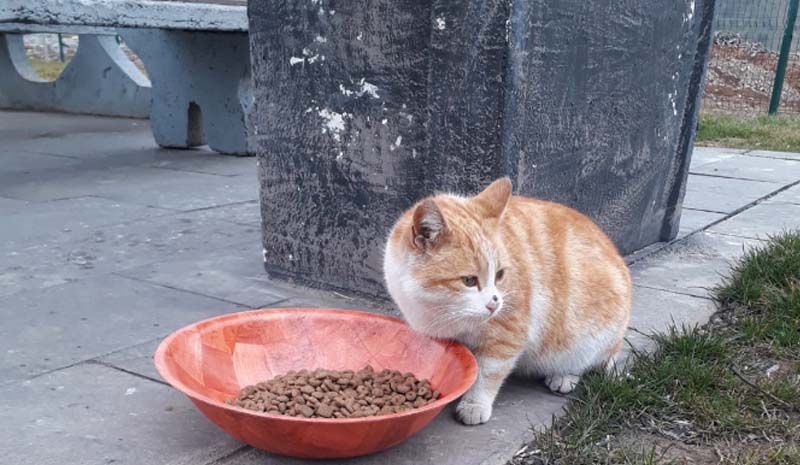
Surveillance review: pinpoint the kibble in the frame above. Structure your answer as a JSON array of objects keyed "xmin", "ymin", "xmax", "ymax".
[{"xmin": 227, "ymin": 366, "xmax": 441, "ymax": 419}]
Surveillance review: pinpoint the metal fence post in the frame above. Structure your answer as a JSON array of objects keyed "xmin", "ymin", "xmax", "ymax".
[
  {"xmin": 768, "ymin": 0, "xmax": 799, "ymax": 115},
  {"xmin": 57, "ymin": 33, "xmax": 65, "ymax": 62}
]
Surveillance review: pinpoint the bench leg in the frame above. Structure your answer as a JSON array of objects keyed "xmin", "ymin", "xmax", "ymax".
[
  {"xmin": 120, "ymin": 29, "xmax": 252, "ymax": 155},
  {"xmin": 0, "ymin": 33, "xmax": 151, "ymax": 118}
]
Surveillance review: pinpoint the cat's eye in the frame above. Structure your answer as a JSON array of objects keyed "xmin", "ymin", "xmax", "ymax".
[
  {"xmin": 461, "ymin": 276, "xmax": 479, "ymax": 287},
  {"xmin": 495, "ymin": 269, "xmax": 505, "ymax": 282}
]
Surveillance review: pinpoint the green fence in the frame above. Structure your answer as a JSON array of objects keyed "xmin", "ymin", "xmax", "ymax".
[{"xmin": 703, "ymin": 0, "xmax": 800, "ymax": 114}]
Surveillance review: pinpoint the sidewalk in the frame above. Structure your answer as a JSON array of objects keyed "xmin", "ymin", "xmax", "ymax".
[{"xmin": 1, "ymin": 110, "xmax": 799, "ymax": 465}]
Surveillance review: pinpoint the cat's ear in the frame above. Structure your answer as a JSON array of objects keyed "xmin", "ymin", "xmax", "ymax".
[
  {"xmin": 473, "ymin": 177, "xmax": 512, "ymax": 219},
  {"xmin": 412, "ymin": 199, "xmax": 448, "ymax": 250}
]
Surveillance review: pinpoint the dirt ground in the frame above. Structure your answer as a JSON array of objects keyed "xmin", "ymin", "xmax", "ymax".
[{"xmin": 703, "ymin": 32, "xmax": 800, "ymax": 115}]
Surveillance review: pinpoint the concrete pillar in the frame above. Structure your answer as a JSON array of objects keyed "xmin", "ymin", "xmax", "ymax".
[{"xmin": 249, "ymin": 0, "xmax": 716, "ymax": 297}]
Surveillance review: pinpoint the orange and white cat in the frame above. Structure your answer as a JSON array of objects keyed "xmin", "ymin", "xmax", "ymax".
[{"xmin": 383, "ymin": 178, "xmax": 631, "ymax": 425}]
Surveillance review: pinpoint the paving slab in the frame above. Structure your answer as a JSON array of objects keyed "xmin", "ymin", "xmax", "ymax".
[
  {"xmin": 630, "ymin": 232, "xmax": 763, "ymax": 299},
  {"xmin": 0, "ymin": 362, "xmax": 243, "ymax": 465},
  {"xmin": 691, "ymin": 154, "xmax": 800, "ymax": 183},
  {"xmin": 677, "ymin": 208, "xmax": 726, "ymax": 237},
  {"xmin": 0, "ymin": 195, "xmax": 29, "ymax": 212},
  {"xmin": 689, "ymin": 146, "xmax": 745, "ymax": 169},
  {"xmin": 1, "ymin": 128, "xmax": 155, "ymax": 161},
  {"xmin": 682, "ymin": 173, "xmax": 779, "ymax": 213},
  {"xmin": 186, "ymin": 200, "xmax": 262, "ymax": 227},
  {"xmin": 0, "ymin": 206, "xmax": 259, "ymax": 299},
  {"xmin": 0, "ymin": 110, "xmax": 146, "ymax": 142},
  {"xmin": 0, "ymin": 273, "xmax": 246, "ymax": 385},
  {"xmin": 746, "ymin": 149, "xmax": 800, "ymax": 160},
  {"xmin": 766, "ymin": 184, "xmax": 800, "ymax": 205},
  {"xmin": 0, "ymin": 149, "xmax": 81, "ymax": 175},
  {"xmin": 709, "ymin": 201, "xmax": 800, "ymax": 240},
  {"xmin": 151, "ymin": 151, "xmax": 256, "ymax": 177},
  {"xmin": 0, "ymin": 163, "xmax": 258, "ymax": 210},
  {"xmin": 624, "ymin": 286, "xmax": 718, "ymax": 356},
  {"xmin": 97, "ymin": 339, "xmax": 163, "ymax": 382},
  {"xmin": 0, "ymin": 196, "xmax": 167, "ymax": 248},
  {"xmin": 116, "ymin": 242, "xmax": 286, "ymax": 309},
  {"xmin": 3, "ymin": 118, "xmax": 255, "ymax": 177}
]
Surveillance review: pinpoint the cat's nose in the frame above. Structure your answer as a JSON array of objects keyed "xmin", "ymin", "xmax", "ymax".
[{"xmin": 486, "ymin": 296, "xmax": 499, "ymax": 312}]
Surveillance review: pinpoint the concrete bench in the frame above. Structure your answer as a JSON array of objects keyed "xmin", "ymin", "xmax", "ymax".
[{"xmin": 0, "ymin": 0, "xmax": 250, "ymax": 155}]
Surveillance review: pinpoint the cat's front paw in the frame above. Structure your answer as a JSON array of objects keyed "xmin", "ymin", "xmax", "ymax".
[
  {"xmin": 544, "ymin": 374, "xmax": 580, "ymax": 394},
  {"xmin": 456, "ymin": 398, "xmax": 493, "ymax": 425}
]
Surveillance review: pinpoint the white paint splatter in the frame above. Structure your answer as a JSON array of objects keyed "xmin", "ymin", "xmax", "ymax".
[
  {"xmin": 288, "ymin": 253, "xmax": 294, "ymax": 261},
  {"xmin": 289, "ymin": 57, "xmax": 305, "ymax": 66},
  {"xmin": 356, "ymin": 32, "xmax": 363, "ymax": 41},
  {"xmin": 318, "ymin": 108, "xmax": 351, "ymax": 141},
  {"xmin": 125, "ymin": 387, "xmax": 136, "ymax": 396},
  {"xmin": 336, "ymin": 151, "xmax": 344, "ymax": 160},
  {"xmin": 435, "ymin": 17, "xmax": 446, "ymax": 30},
  {"xmin": 381, "ymin": 118, "xmax": 388, "ymax": 125},
  {"xmin": 339, "ymin": 84, "xmax": 354, "ymax": 96},
  {"xmin": 395, "ymin": 136, "xmax": 402, "ymax": 147},
  {"xmin": 672, "ymin": 99, "xmax": 677, "ymax": 115},
  {"xmin": 302, "ymin": 47, "xmax": 320, "ymax": 63},
  {"xmin": 358, "ymin": 80, "xmax": 380, "ymax": 99},
  {"xmin": 339, "ymin": 79, "xmax": 380, "ymax": 99},
  {"xmin": 329, "ymin": 9, "xmax": 335, "ymax": 15},
  {"xmin": 315, "ymin": 35, "xmax": 327, "ymax": 43},
  {"xmin": 412, "ymin": 149, "xmax": 418, "ymax": 159}
]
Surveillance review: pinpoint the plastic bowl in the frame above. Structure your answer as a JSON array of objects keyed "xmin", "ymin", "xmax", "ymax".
[{"xmin": 154, "ymin": 308, "xmax": 477, "ymax": 458}]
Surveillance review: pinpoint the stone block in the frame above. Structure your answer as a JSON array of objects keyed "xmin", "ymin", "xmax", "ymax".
[
  {"xmin": 250, "ymin": 0, "xmax": 715, "ymax": 296},
  {"xmin": 0, "ymin": 33, "xmax": 150, "ymax": 117},
  {"xmin": 121, "ymin": 29, "xmax": 251, "ymax": 155}
]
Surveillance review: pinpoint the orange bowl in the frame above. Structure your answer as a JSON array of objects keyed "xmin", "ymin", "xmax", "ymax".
[{"xmin": 154, "ymin": 308, "xmax": 477, "ymax": 459}]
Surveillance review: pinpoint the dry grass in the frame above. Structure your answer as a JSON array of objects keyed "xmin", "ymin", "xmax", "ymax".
[
  {"xmin": 697, "ymin": 113, "xmax": 800, "ymax": 153},
  {"xmin": 29, "ymin": 58, "xmax": 67, "ymax": 81}
]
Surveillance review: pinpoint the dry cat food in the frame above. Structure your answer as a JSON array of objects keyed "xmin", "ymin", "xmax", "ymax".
[{"xmin": 227, "ymin": 365, "xmax": 441, "ymax": 418}]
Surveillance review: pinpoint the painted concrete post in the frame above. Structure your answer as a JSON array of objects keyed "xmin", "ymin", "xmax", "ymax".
[
  {"xmin": 0, "ymin": 33, "xmax": 150, "ymax": 117},
  {"xmin": 120, "ymin": 29, "xmax": 252, "ymax": 155},
  {"xmin": 250, "ymin": 0, "xmax": 716, "ymax": 297}
]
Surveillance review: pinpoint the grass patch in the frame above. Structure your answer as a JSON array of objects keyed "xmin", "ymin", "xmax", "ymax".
[
  {"xmin": 516, "ymin": 231, "xmax": 800, "ymax": 465},
  {"xmin": 696, "ymin": 113, "xmax": 800, "ymax": 153},
  {"xmin": 29, "ymin": 58, "xmax": 67, "ymax": 81}
]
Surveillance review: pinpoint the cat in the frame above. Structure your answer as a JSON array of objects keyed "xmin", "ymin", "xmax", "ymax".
[{"xmin": 383, "ymin": 177, "xmax": 631, "ymax": 425}]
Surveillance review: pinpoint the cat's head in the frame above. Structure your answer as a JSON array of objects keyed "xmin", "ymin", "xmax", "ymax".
[{"xmin": 383, "ymin": 178, "xmax": 514, "ymax": 339}]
